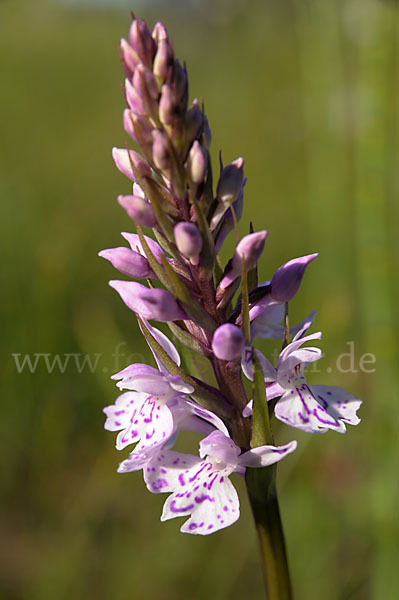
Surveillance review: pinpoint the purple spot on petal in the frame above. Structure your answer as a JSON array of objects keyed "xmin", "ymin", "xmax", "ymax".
[{"xmin": 170, "ymin": 500, "xmax": 194, "ymax": 513}]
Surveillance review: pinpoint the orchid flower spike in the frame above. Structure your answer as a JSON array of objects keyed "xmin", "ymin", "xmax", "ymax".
[{"xmin": 100, "ymin": 14, "xmax": 362, "ymax": 558}]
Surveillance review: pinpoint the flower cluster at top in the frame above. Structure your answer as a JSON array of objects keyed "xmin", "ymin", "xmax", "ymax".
[{"xmin": 100, "ymin": 15, "xmax": 362, "ymax": 535}]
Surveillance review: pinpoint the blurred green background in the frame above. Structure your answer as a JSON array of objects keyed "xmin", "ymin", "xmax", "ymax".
[{"xmin": 1, "ymin": 0, "xmax": 398, "ymax": 598}]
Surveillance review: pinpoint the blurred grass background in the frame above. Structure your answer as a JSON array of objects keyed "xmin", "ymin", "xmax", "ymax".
[{"xmin": 1, "ymin": 0, "xmax": 398, "ymax": 598}]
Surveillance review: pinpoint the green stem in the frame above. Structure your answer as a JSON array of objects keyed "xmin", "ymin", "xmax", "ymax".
[{"xmin": 245, "ymin": 465, "xmax": 293, "ymax": 600}]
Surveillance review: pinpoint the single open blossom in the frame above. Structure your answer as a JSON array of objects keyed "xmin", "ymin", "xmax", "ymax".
[
  {"xmin": 242, "ymin": 324, "xmax": 362, "ymax": 433},
  {"xmin": 144, "ymin": 431, "xmax": 297, "ymax": 534},
  {"xmin": 105, "ymin": 364, "xmax": 229, "ymax": 460}
]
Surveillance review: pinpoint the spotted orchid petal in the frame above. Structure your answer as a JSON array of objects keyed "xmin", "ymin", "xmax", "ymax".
[
  {"xmin": 144, "ymin": 449, "xmax": 240, "ymax": 534},
  {"xmin": 239, "ymin": 440, "xmax": 297, "ymax": 467},
  {"xmin": 103, "ymin": 391, "xmax": 175, "ymax": 451},
  {"xmin": 274, "ymin": 383, "xmax": 361, "ymax": 433}
]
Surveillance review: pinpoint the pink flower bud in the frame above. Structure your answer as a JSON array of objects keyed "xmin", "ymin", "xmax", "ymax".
[
  {"xmin": 118, "ymin": 195, "xmax": 156, "ymax": 228},
  {"xmin": 152, "ymin": 130, "xmax": 171, "ymax": 171},
  {"xmin": 153, "ymin": 39, "xmax": 173, "ymax": 81},
  {"xmin": 125, "ymin": 78, "xmax": 145, "ymax": 115},
  {"xmin": 99, "ymin": 247, "xmax": 153, "ymax": 279},
  {"xmin": 109, "ymin": 281, "xmax": 187, "ymax": 322},
  {"xmin": 134, "ymin": 64, "xmax": 158, "ymax": 98},
  {"xmin": 212, "ymin": 324, "xmax": 245, "ymax": 361},
  {"xmin": 112, "ymin": 148, "xmax": 151, "ymax": 182},
  {"xmin": 174, "ymin": 223, "xmax": 203, "ymax": 264},
  {"xmin": 220, "ymin": 231, "xmax": 268, "ymax": 289},
  {"xmin": 271, "ymin": 254, "xmax": 318, "ymax": 302},
  {"xmin": 159, "ymin": 84, "xmax": 176, "ymax": 126},
  {"xmin": 216, "ymin": 158, "xmax": 244, "ymax": 206},
  {"xmin": 129, "ymin": 19, "xmax": 156, "ymax": 68},
  {"xmin": 152, "ymin": 22, "xmax": 169, "ymax": 43},
  {"xmin": 187, "ymin": 141, "xmax": 208, "ymax": 184},
  {"xmin": 123, "ymin": 109, "xmax": 137, "ymax": 141},
  {"xmin": 119, "ymin": 39, "xmax": 140, "ymax": 75},
  {"xmin": 185, "ymin": 99, "xmax": 203, "ymax": 144}
]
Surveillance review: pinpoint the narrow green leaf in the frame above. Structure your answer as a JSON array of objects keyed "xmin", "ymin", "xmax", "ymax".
[
  {"xmin": 251, "ymin": 348, "xmax": 274, "ymax": 448},
  {"xmin": 135, "ymin": 224, "xmax": 170, "ymax": 288},
  {"xmin": 282, "ymin": 302, "xmax": 289, "ymax": 350},
  {"xmin": 153, "ymin": 230, "xmax": 180, "ymax": 260},
  {"xmin": 167, "ymin": 321, "xmax": 210, "ymax": 355},
  {"xmin": 161, "ymin": 255, "xmax": 217, "ymax": 333},
  {"xmin": 240, "ymin": 258, "xmax": 251, "ymax": 344},
  {"xmin": 247, "ymin": 222, "xmax": 259, "ymax": 292},
  {"xmin": 191, "ymin": 194, "xmax": 215, "ymax": 275},
  {"xmin": 141, "ymin": 178, "xmax": 175, "ymax": 239}
]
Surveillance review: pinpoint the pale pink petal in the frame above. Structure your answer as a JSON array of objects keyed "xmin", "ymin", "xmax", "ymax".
[
  {"xmin": 309, "ymin": 385, "xmax": 362, "ymax": 427},
  {"xmin": 241, "ymin": 347, "xmax": 277, "ymax": 382},
  {"xmin": 275, "ymin": 385, "xmax": 346, "ymax": 433},
  {"xmin": 239, "ymin": 440, "xmax": 297, "ymax": 467},
  {"xmin": 179, "ymin": 477, "xmax": 240, "ymax": 535},
  {"xmin": 103, "ymin": 391, "xmax": 144, "ymax": 431},
  {"xmin": 116, "ymin": 396, "xmax": 174, "ymax": 450}
]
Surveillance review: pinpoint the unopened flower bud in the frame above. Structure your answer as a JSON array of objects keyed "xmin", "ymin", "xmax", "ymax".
[
  {"xmin": 122, "ymin": 231, "xmax": 165, "ymax": 264},
  {"xmin": 118, "ymin": 194, "xmax": 156, "ymax": 228},
  {"xmin": 220, "ymin": 231, "xmax": 268, "ymax": 289},
  {"xmin": 185, "ymin": 99, "xmax": 203, "ymax": 144},
  {"xmin": 174, "ymin": 59, "xmax": 188, "ymax": 110},
  {"xmin": 159, "ymin": 84, "xmax": 176, "ymax": 126},
  {"xmin": 187, "ymin": 141, "xmax": 207, "ymax": 184},
  {"xmin": 129, "ymin": 19, "xmax": 156, "ymax": 68},
  {"xmin": 125, "ymin": 78, "xmax": 145, "ymax": 115},
  {"xmin": 174, "ymin": 222, "xmax": 203, "ymax": 264},
  {"xmin": 153, "ymin": 39, "xmax": 173, "ymax": 82},
  {"xmin": 216, "ymin": 158, "xmax": 244, "ymax": 206},
  {"xmin": 212, "ymin": 324, "xmax": 245, "ymax": 361},
  {"xmin": 132, "ymin": 65, "xmax": 159, "ymax": 117},
  {"xmin": 99, "ymin": 247, "xmax": 153, "ymax": 279},
  {"xmin": 271, "ymin": 254, "xmax": 318, "ymax": 302},
  {"xmin": 215, "ymin": 187, "xmax": 244, "ymax": 252},
  {"xmin": 152, "ymin": 130, "xmax": 172, "ymax": 170},
  {"xmin": 152, "ymin": 22, "xmax": 169, "ymax": 43},
  {"xmin": 109, "ymin": 280, "xmax": 187, "ymax": 322},
  {"xmin": 119, "ymin": 39, "xmax": 140, "ymax": 76},
  {"xmin": 123, "ymin": 109, "xmax": 137, "ymax": 141},
  {"xmin": 112, "ymin": 148, "xmax": 151, "ymax": 181}
]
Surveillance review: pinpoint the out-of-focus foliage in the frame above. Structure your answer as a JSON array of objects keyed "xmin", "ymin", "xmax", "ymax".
[{"xmin": 1, "ymin": 1, "xmax": 397, "ymax": 599}]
